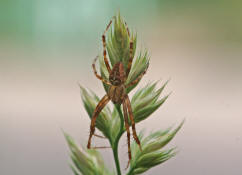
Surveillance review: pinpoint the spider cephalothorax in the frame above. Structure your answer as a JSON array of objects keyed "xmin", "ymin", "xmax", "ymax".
[
  {"xmin": 108, "ymin": 62, "xmax": 126, "ymax": 104},
  {"xmin": 109, "ymin": 62, "xmax": 125, "ymax": 86},
  {"xmin": 87, "ymin": 18, "xmax": 149, "ymax": 167}
]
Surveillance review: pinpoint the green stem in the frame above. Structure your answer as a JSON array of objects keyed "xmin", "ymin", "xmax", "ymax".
[
  {"xmin": 127, "ymin": 168, "xmax": 134, "ymax": 175},
  {"xmin": 112, "ymin": 104, "xmax": 124, "ymax": 175}
]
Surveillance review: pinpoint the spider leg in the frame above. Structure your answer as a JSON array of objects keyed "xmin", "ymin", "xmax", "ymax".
[
  {"xmin": 102, "ymin": 18, "xmax": 114, "ymax": 73},
  {"xmin": 126, "ymin": 38, "xmax": 134, "ymax": 78},
  {"xmin": 123, "ymin": 99, "xmax": 132, "ymax": 169},
  {"xmin": 92, "ymin": 146, "xmax": 112, "ymax": 149},
  {"xmin": 124, "ymin": 21, "xmax": 130, "ymax": 37},
  {"xmin": 125, "ymin": 62, "xmax": 149, "ymax": 88},
  {"xmin": 92, "ymin": 56, "xmax": 112, "ymax": 86},
  {"xmin": 124, "ymin": 95, "xmax": 142, "ymax": 151},
  {"xmin": 124, "ymin": 20, "xmax": 135, "ymax": 78},
  {"xmin": 87, "ymin": 95, "xmax": 110, "ymax": 149},
  {"xmin": 93, "ymin": 134, "xmax": 107, "ymax": 139}
]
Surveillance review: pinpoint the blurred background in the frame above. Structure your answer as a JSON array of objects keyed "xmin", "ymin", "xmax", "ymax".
[{"xmin": 1, "ymin": 0, "xmax": 242, "ymax": 174}]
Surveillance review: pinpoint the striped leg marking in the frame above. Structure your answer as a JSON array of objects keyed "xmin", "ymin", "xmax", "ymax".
[
  {"xmin": 123, "ymin": 100, "xmax": 132, "ymax": 169},
  {"xmin": 87, "ymin": 95, "xmax": 110, "ymax": 149},
  {"xmin": 102, "ymin": 18, "xmax": 113, "ymax": 73},
  {"xmin": 92, "ymin": 56, "xmax": 112, "ymax": 86},
  {"xmin": 125, "ymin": 62, "xmax": 149, "ymax": 88},
  {"xmin": 125, "ymin": 95, "xmax": 142, "ymax": 151}
]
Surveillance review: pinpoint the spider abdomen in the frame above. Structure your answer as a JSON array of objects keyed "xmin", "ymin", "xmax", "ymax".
[{"xmin": 108, "ymin": 85, "xmax": 126, "ymax": 104}]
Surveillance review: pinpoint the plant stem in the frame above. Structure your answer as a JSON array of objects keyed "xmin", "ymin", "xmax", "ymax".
[
  {"xmin": 127, "ymin": 168, "xmax": 134, "ymax": 175},
  {"xmin": 112, "ymin": 104, "xmax": 124, "ymax": 175}
]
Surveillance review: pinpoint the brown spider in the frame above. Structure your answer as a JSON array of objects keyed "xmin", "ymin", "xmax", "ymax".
[{"xmin": 87, "ymin": 18, "xmax": 148, "ymax": 166}]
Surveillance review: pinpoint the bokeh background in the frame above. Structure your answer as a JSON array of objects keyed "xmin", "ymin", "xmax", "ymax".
[{"xmin": 1, "ymin": 0, "xmax": 242, "ymax": 174}]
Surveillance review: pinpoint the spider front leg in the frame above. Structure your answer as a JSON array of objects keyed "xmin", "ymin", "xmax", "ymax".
[
  {"xmin": 124, "ymin": 95, "xmax": 142, "ymax": 151},
  {"xmin": 126, "ymin": 39, "xmax": 134, "ymax": 78},
  {"xmin": 102, "ymin": 18, "xmax": 114, "ymax": 73},
  {"xmin": 87, "ymin": 95, "xmax": 110, "ymax": 149},
  {"xmin": 124, "ymin": 20, "xmax": 135, "ymax": 78},
  {"xmin": 92, "ymin": 56, "xmax": 112, "ymax": 86},
  {"xmin": 123, "ymin": 99, "xmax": 132, "ymax": 169},
  {"xmin": 124, "ymin": 21, "xmax": 130, "ymax": 37}
]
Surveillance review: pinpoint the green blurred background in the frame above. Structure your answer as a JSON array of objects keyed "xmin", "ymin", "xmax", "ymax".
[{"xmin": 1, "ymin": 0, "xmax": 242, "ymax": 175}]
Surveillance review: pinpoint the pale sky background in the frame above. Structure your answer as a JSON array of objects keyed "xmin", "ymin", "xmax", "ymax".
[{"xmin": 1, "ymin": 0, "xmax": 242, "ymax": 175}]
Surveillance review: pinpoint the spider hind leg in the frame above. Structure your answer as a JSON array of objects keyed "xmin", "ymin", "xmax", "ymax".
[
  {"xmin": 124, "ymin": 95, "xmax": 142, "ymax": 151},
  {"xmin": 87, "ymin": 95, "xmax": 110, "ymax": 149},
  {"xmin": 123, "ymin": 100, "xmax": 132, "ymax": 169}
]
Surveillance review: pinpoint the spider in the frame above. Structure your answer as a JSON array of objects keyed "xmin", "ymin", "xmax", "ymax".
[{"xmin": 87, "ymin": 18, "xmax": 149, "ymax": 166}]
